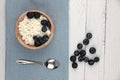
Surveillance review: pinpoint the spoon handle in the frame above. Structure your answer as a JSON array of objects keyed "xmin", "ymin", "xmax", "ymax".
[{"xmin": 16, "ymin": 59, "xmax": 45, "ymax": 66}]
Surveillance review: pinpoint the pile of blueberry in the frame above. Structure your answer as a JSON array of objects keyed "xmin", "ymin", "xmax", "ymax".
[
  {"xmin": 27, "ymin": 12, "xmax": 41, "ymax": 19},
  {"xmin": 33, "ymin": 35, "xmax": 49, "ymax": 47},
  {"xmin": 26, "ymin": 12, "xmax": 51, "ymax": 47},
  {"xmin": 70, "ymin": 33, "xmax": 100, "ymax": 69}
]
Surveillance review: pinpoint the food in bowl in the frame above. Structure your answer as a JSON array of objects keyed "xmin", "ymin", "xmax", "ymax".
[{"xmin": 15, "ymin": 10, "xmax": 54, "ymax": 49}]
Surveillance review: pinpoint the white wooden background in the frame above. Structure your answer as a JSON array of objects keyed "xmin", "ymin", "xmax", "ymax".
[{"xmin": 0, "ymin": 0, "xmax": 120, "ymax": 80}]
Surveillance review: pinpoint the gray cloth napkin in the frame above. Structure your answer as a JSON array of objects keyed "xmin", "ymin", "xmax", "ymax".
[{"xmin": 6, "ymin": 0, "xmax": 69, "ymax": 80}]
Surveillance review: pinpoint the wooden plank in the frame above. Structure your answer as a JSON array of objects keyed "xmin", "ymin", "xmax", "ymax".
[
  {"xmin": 105, "ymin": 0, "xmax": 120, "ymax": 80},
  {"xmin": 0, "ymin": 0, "xmax": 5, "ymax": 80},
  {"xmin": 69, "ymin": 0, "xmax": 86, "ymax": 80},
  {"xmin": 85, "ymin": 0, "xmax": 106, "ymax": 80}
]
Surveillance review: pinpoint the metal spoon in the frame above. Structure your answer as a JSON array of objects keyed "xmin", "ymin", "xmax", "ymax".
[{"xmin": 16, "ymin": 59, "xmax": 60, "ymax": 70}]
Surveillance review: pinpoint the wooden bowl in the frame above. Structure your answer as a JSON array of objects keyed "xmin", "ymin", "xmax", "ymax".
[{"xmin": 15, "ymin": 10, "xmax": 55, "ymax": 50}]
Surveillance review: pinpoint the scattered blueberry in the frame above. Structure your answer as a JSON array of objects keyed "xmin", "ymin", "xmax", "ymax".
[
  {"xmin": 72, "ymin": 62, "xmax": 78, "ymax": 68},
  {"xmin": 80, "ymin": 50, "xmax": 86, "ymax": 56},
  {"xmin": 89, "ymin": 47, "xmax": 96, "ymax": 54},
  {"xmin": 74, "ymin": 50, "xmax": 80, "ymax": 56},
  {"xmin": 42, "ymin": 26, "xmax": 47, "ymax": 32},
  {"xmin": 77, "ymin": 43, "xmax": 83, "ymax": 49},
  {"xmin": 78, "ymin": 56, "xmax": 84, "ymax": 62},
  {"xmin": 94, "ymin": 57, "xmax": 100, "ymax": 62},
  {"xmin": 70, "ymin": 32, "xmax": 100, "ymax": 68},
  {"xmin": 88, "ymin": 59, "xmax": 94, "ymax": 65},
  {"xmin": 26, "ymin": 12, "xmax": 34, "ymax": 19},
  {"xmin": 34, "ymin": 12, "xmax": 41, "ymax": 19},
  {"xmin": 86, "ymin": 33, "xmax": 92, "ymax": 39},
  {"xmin": 70, "ymin": 55, "xmax": 76, "ymax": 62},
  {"xmin": 84, "ymin": 57, "xmax": 89, "ymax": 63},
  {"xmin": 83, "ymin": 39, "xmax": 89, "ymax": 45}
]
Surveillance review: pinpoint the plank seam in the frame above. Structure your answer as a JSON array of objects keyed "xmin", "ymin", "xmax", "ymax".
[
  {"xmin": 103, "ymin": 0, "xmax": 108, "ymax": 80},
  {"xmin": 84, "ymin": 0, "xmax": 88, "ymax": 80}
]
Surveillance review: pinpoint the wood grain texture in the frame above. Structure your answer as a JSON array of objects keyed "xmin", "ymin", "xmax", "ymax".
[
  {"xmin": 0, "ymin": 0, "xmax": 5, "ymax": 80},
  {"xmin": 105, "ymin": 0, "xmax": 120, "ymax": 80},
  {"xmin": 85, "ymin": 0, "xmax": 106, "ymax": 80},
  {"xmin": 69, "ymin": 0, "xmax": 86, "ymax": 80}
]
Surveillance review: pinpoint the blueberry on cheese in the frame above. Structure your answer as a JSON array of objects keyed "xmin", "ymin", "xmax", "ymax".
[
  {"xmin": 18, "ymin": 11, "xmax": 51, "ymax": 47},
  {"xmin": 26, "ymin": 12, "xmax": 34, "ymax": 19},
  {"xmin": 34, "ymin": 12, "xmax": 41, "ymax": 19}
]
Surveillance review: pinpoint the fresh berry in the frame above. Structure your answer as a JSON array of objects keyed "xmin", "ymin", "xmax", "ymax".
[
  {"xmin": 84, "ymin": 57, "xmax": 89, "ymax": 63},
  {"xmin": 70, "ymin": 55, "xmax": 76, "ymax": 62},
  {"xmin": 41, "ymin": 20, "xmax": 51, "ymax": 28},
  {"xmin": 42, "ymin": 26, "xmax": 47, "ymax": 32},
  {"xmin": 33, "ymin": 36, "xmax": 39, "ymax": 42},
  {"xmin": 77, "ymin": 43, "xmax": 83, "ymax": 49},
  {"xmin": 72, "ymin": 62, "xmax": 78, "ymax": 68},
  {"xmin": 80, "ymin": 50, "xmax": 86, "ymax": 56},
  {"xmin": 34, "ymin": 39, "xmax": 41, "ymax": 47},
  {"xmin": 26, "ymin": 12, "xmax": 34, "ymax": 19},
  {"xmin": 34, "ymin": 12, "xmax": 41, "ymax": 18},
  {"xmin": 83, "ymin": 39, "xmax": 89, "ymax": 45},
  {"xmin": 89, "ymin": 47, "xmax": 96, "ymax": 54},
  {"xmin": 88, "ymin": 59, "xmax": 94, "ymax": 65},
  {"xmin": 41, "ymin": 20, "xmax": 48, "ymax": 26},
  {"xmin": 38, "ymin": 37, "xmax": 44, "ymax": 44},
  {"xmin": 33, "ymin": 36, "xmax": 43, "ymax": 46},
  {"xmin": 78, "ymin": 56, "xmax": 84, "ymax": 62},
  {"xmin": 33, "ymin": 36, "xmax": 38, "ymax": 40},
  {"xmin": 86, "ymin": 33, "xmax": 92, "ymax": 39},
  {"xmin": 94, "ymin": 57, "xmax": 100, "ymax": 62},
  {"xmin": 42, "ymin": 35, "xmax": 49, "ymax": 42},
  {"xmin": 46, "ymin": 21, "xmax": 51, "ymax": 28},
  {"xmin": 74, "ymin": 50, "xmax": 80, "ymax": 56}
]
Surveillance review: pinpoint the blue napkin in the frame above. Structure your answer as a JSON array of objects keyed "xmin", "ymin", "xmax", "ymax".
[{"xmin": 6, "ymin": 0, "xmax": 69, "ymax": 80}]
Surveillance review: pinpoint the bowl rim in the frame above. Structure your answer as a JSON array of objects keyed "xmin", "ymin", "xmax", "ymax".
[{"xmin": 15, "ymin": 10, "xmax": 55, "ymax": 50}]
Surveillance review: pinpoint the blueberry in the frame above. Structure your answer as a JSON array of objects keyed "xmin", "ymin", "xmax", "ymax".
[
  {"xmin": 33, "ymin": 36, "xmax": 39, "ymax": 42},
  {"xmin": 42, "ymin": 26, "xmax": 47, "ymax": 32},
  {"xmin": 88, "ymin": 59, "xmax": 94, "ymax": 65},
  {"xmin": 94, "ymin": 57, "xmax": 100, "ymax": 62},
  {"xmin": 84, "ymin": 57, "xmax": 89, "ymax": 63},
  {"xmin": 26, "ymin": 12, "xmax": 34, "ymax": 19},
  {"xmin": 83, "ymin": 39, "xmax": 89, "ymax": 45},
  {"xmin": 89, "ymin": 47, "xmax": 96, "ymax": 54},
  {"xmin": 78, "ymin": 56, "xmax": 84, "ymax": 62},
  {"xmin": 33, "ymin": 36, "xmax": 43, "ymax": 47},
  {"xmin": 46, "ymin": 21, "xmax": 51, "ymax": 28},
  {"xmin": 34, "ymin": 12, "xmax": 41, "ymax": 18},
  {"xmin": 34, "ymin": 40, "xmax": 41, "ymax": 47},
  {"xmin": 72, "ymin": 62, "xmax": 78, "ymax": 69},
  {"xmin": 41, "ymin": 20, "xmax": 51, "ymax": 28},
  {"xmin": 74, "ymin": 50, "xmax": 80, "ymax": 56},
  {"xmin": 41, "ymin": 20, "xmax": 48, "ymax": 26},
  {"xmin": 77, "ymin": 43, "xmax": 83, "ymax": 49},
  {"xmin": 33, "ymin": 36, "xmax": 38, "ymax": 40},
  {"xmin": 38, "ymin": 37, "xmax": 44, "ymax": 44},
  {"xmin": 42, "ymin": 35, "xmax": 49, "ymax": 42},
  {"xmin": 70, "ymin": 55, "xmax": 76, "ymax": 62},
  {"xmin": 86, "ymin": 33, "xmax": 92, "ymax": 39},
  {"xmin": 80, "ymin": 50, "xmax": 86, "ymax": 56}
]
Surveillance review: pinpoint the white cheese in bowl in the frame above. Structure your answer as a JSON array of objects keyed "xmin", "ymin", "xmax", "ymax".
[{"xmin": 18, "ymin": 15, "xmax": 51, "ymax": 46}]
